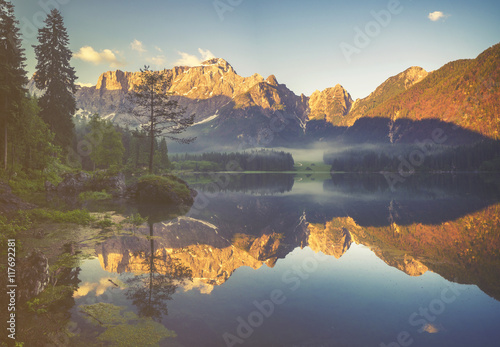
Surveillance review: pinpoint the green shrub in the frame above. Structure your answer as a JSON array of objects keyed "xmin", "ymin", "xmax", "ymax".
[
  {"xmin": 122, "ymin": 213, "xmax": 148, "ymax": 227},
  {"xmin": 20, "ymin": 208, "xmax": 95, "ymax": 225},
  {"xmin": 94, "ymin": 217, "xmax": 115, "ymax": 229},
  {"xmin": 138, "ymin": 174, "xmax": 190, "ymax": 197},
  {"xmin": 78, "ymin": 190, "xmax": 112, "ymax": 201},
  {"xmin": 8, "ymin": 176, "xmax": 45, "ymax": 196}
]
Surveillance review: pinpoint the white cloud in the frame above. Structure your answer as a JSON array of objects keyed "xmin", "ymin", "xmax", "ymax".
[
  {"xmin": 130, "ymin": 39, "xmax": 146, "ymax": 53},
  {"xmin": 147, "ymin": 55, "xmax": 167, "ymax": 67},
  {"xmin": 174, "ymin": 48, "xmax": 216, "ymax": 66},
  {"xmin": 155, "ymin": 46, "xmax": 163, "ymax": 52},
  {"xmin": 428, "ymin": 11, "xmax": 450, "ymax": 22},
  {"xmin": 198, "ymin": 48, "xmax": 215, "ymax": 61},
  {"xmin": 76, "ymin": 82, "xmax": 94, "ymax": 88},
  {"xmin": 74, "ymin": 46, "xmax": 124, "ymax": 67}
]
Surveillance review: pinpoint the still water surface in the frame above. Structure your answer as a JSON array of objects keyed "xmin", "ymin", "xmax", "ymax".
[{"xmin": 18, "ymin": 174, "xmax": 500, "ymax": 346}]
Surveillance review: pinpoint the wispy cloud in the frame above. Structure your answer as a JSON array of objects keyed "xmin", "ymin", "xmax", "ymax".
[
  {"xmin": 74, "ymin": 46, "xmax": 125, "ymax": 67},
  {"xmin": 130, "ymin": 39, "xmax": 147, "ymax": 53},
  {"xmin": 428, "ymin": 11, "xmax": 450, "ymax": 22},
  {"xmin": 155, "ymin": 46, "xmax": 163, "ymax": 52},
  {"xmin": 198, "ymin": 48, "xmax": 215, "ymax": 61},
  {"xmin": 147, "ymin": 55, "xmax": 167, "ymax": 67},
  {"xmin": 76, "ymin": 82, "xmax": 94, "ymax": 88},
  {"xmin": 174, "ymin": 48, "xmax": 216, "ymax": 66}
]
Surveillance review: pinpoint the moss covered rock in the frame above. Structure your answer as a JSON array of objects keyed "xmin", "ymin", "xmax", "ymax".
[{"xmin": 130, "ymin": 174, "xmax": 196, "ymax": 205}]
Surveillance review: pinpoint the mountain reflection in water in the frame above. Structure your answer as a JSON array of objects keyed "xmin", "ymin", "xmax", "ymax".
[
  {"xmin": 97, "ymin": 174, "xmax": 500, "ymax": 300},
  {"xmin": 27, "ymin": 173, "xmax": 500, "ymax": 347}
]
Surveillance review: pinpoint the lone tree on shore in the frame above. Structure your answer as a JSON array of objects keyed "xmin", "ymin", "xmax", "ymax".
[
  {"xmin": 0, "ymin": 0, "xmax": 27, "ymax": 170},
  {"xmin": 128, "ymin": 66, "xmax": 195, "ymax": 174},
  {"xmin": 33, "ymin": 9, "xmax": 77, "ymax": 149}
]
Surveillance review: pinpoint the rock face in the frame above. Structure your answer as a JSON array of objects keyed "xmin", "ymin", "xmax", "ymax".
[
  {"xmin": 345, "ymin": 66, "xmax": 428, "ymax": 126},
  {"xmin": 73, "ymin": 59, "xmax": 425, "ymax": 137},
  {"xmin": 96, "ymin": 70, "xmax": 143, "ymax": 91},
  {"xmin": 56, "ymin": 172, "xmax": 92, "ymax": 195},
  {"xmin": 70, "ymin": 42, "xmax": 500, "ymax": 145},
  {"xmin": 76, "ymin": 59, "xmax": 267, "ymax": 122},
  {"xmin": 18, "ymin": 249, "xmax": 50, "ymax": 301},
  {"xmin": 55, "ymin": 171, "xmax": 126, "ymax": 197},
  {"xmin": 90, "ymin": 172, "xmax": 127, "ymax": 196},
  {"xmin": 0, "ymin": 182, "xmax": 35, "ymax": 215},
  {"xmin": 73, "ymin": 58, "xmax": 310, "ymax": 146},
  {"xmin": 308, "ymin": 84, "xmax": 354, "ymax": 125}
]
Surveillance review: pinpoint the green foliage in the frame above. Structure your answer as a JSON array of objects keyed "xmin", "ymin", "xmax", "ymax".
[
  {"xmin": 78, "ymin": 190, "xmax": 112, "ymax": 201},
  {"xmin": 172, "ymin": 160, "xmax": 221, "ymax": 172},
  {"xmin": 138, "ymin": 174, "xmax": 190, "ymax": 197},
  {"xmin": 0, "ymin": 214, "xmax": 30, "ymax": 242},
  {"xmin": 153, "ymin": 137, "xmax": 170, "ymax": 173},
  {"xmin": 33, "ymin": 9, "xmax": 77, "ymax": 148},
  {"xmin": 26, "ymin": 298, "xmax": 48, "ymax": 315},
  {"xmin": 5, "ymin": 96, "xmax": 61, "ymax": 172},
  {"xmin": 94, "ymin": 215, "xmax": 115, "ymax": 229},
  {"xmin": 170, "ymin": 149, "xmax": 295, "ymax": 172},
  {"xmin": 8, "ymin": 174, "xmax": 45, "ymax": 196},
  {"xmin": 326, "ymin": 141, "xmax": 500, "ymax": 173},
  {"xmin": 20, "ymin": 208, "xmax": 95, "ymax": 225},
  {"xmin": 34, "ymin": 285, "xmax": 75, "ymax": 309},
  {"xmin": 0, "ymin": 0, "xmax": 28, "ymax": 168},
  {"xmin": 88, "ymin": 115, "xmax": 125, "ymax": 169},
  {"xmin": 128, "ymin": 66, "xmax": 195, "ymax": 173},
  {"xmin": 98, "ymin": 320, "xmax": 175, "ymax": 347},
  {"xmin": 79, "ymin": 303, "xmax": 176, "ymax": 346},
  {"xmin": 122, "ymin": 213, "xmax": 148, "ymax": 227}
]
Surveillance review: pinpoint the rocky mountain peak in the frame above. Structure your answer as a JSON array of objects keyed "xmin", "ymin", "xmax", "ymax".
[
  {"xmin": 200, "ymin": 58, "xmax": 235, "ymax": 73},
  {"xmin": 400, "ymin": 66, "xmax": 428, "ymax": 89},
  {"xmin": 95, "ymin": 70, "xmax": 142, "ymax": 92},
  {"xmin": 344, "ymin": 66, "xmax": 428, "ymax": 126},
  {"xmin": 308, "ymin": 84, "xmax": 354, "ymax": 125},
  {"xmin": 265, "ymin": 74, "xmax": 279, "ymax": 86}
]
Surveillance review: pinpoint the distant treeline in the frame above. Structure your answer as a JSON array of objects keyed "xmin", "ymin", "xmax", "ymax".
[
  {"xmin": 324, "ymin": 140, "xmax": 500, "ymax": 172},
  {"xmin": 190, "ymin": 173, "xmax": 295, "ymax": 195},
  {"xmin": 170, "ymin": 150, "xmax": 295, "ymax": 172},
  {"xmin": 74, "ymin": 116, "xmax": 170, "ymax": 174}
]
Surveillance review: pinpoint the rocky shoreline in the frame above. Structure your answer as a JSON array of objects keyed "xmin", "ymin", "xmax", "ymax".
[{"xmin": 46, "ymin": 171, "xmax": 197, "ymax": 205}]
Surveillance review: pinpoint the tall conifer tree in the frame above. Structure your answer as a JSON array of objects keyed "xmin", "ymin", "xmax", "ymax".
[
  {"xmin": 128, "ymin": 66, "xmax": 195, "ymax": 174},
  {"xmin": 0, "ymin": 0, "xmax": 27, "ymax": 170},
  {"xmin": 33, "ymin": 9, "xmax": 77, "ymax": 149}
]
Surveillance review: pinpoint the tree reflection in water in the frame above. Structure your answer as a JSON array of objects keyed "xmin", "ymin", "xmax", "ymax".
[{"xmin": 125, "ymin": 222, "xmax": 192, "ymax": 321}]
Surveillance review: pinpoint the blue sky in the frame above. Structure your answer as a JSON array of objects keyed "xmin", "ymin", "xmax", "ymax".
[{"xmin": 13, "ymin": 0, "xmax": 500, "ymax": 99}]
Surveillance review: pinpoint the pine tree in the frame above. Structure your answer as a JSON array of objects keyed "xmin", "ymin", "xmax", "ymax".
[
  {"xmin": 0, "ymin": 0, "xmax": 27, "ymax": 170},
  {"xmin": 128, "ymin": 66, "xmax": 195, "ymax": 174},
  {"xmin": 33, "ymin": 9, "xmax": 77, "ymax": 149},
  {"xmin": 88, "ymin": 115, "xmax": 125, "ymax": 170},
  {"xmin": 155, "ymin": 137, "xmax": 170, "ymax": 172}
]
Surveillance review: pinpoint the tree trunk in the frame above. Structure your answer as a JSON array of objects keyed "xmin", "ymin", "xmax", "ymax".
[
  {"xmin": 149, "ymin": 90, "xmax": 155, "ymax": 174},
  {"xmin": 3, "ymin": 95, "xmax": 7, "ymax": 171},
  {"xmin": 3, "ymin": 120, "xmax": 7, "ymax": 171}
]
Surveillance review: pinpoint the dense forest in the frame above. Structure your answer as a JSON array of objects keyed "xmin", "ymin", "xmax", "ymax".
[
  {"xmin": 324, "ymin": 141, "xmax": 500, "ymax": 173},
  {"xmin": 170, "ymin": 150, "xmax": 295, "ymax": 172},
  {"xmin": 73, "ymin": 115, "xmax": 170, "ymax": 175}
]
